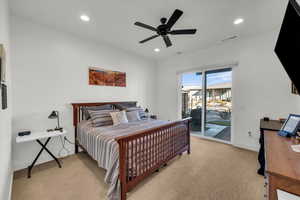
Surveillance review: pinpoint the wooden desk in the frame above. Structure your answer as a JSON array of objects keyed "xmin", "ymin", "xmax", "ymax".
[
  {"xmin": 258, "ymin": 119, "xmax": 283, "ymax": 175},
  {"xmin": 260, "ymin": 120, "xmax": 283, "ymax": 132},
  {"xmin": 264, "ymin": 131, "xmax": 300, "ymax": 200}
]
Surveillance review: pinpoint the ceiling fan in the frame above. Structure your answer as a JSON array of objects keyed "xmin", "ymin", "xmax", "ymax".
[{"xmin": 134, "ymin": 9, "xmax": 197, "ymax": 48}]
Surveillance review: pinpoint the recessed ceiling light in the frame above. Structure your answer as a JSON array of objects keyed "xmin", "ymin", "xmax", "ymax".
[
  {"xmin": 80, "ymin": 15, "xmax": 90, "ymax": 22},
  {"xmin": 154, "ymin": 48, "xmax": 160, "ymax": 52},
  {"xmin": 234, "ymin": 18, "xmax": 244, "ymax": 25}
]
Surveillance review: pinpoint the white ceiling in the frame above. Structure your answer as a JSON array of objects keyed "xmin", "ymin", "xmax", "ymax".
[{"xmin": 10, "ymin": 0, "xmax": 288, "ymax": 60}]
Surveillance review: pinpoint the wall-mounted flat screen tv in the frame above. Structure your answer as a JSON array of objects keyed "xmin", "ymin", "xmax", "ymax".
[{"xmin": 275, "ymin": 0, "xmax": 300, "ymax": 92}]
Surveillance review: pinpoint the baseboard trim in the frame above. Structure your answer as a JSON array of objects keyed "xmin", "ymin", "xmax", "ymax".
[
  {"xmin": 233, "ymin": 143, "xmax": 259, "ymax": 152},
  {"xmin": 14, "ymin": 151, "xmax": 74, "ymax": 172}
]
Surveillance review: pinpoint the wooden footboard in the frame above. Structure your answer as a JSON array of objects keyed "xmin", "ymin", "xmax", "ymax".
[{"xmin": 116, "ymin": 118, "xmax": 191, "ymax": 200}]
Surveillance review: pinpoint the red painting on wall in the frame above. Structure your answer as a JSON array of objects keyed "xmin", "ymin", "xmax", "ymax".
[{"xmin": 89, "ymin": 67, "xmax": 126, "ymax": 87}]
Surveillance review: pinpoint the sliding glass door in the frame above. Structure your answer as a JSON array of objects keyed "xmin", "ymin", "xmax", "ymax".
[
  {"xmin": 181, "ymin": 68, "xmax": 232, "ymax": 143},
  {"xmin": 203, "ymin": 68, "xmax": 232, "ymax": 142},
  {"xmin": 181, "ymin": 72, "xmax": 203, "ymax": 133}
]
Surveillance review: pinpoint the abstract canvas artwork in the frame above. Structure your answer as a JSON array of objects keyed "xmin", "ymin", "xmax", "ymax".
[{"xmin": 89, "ymin": 67, "xmax": 126, "ymax": 87}]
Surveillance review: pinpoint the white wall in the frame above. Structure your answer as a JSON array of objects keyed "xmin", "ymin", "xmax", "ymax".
[
  {"xmin": 11, "ymin": 14, "xmax": 300, "ymax": 172},
  {"xmin": 11, "ymin": 16, "xmax": 157, "ymax": 170},
  {"xmin": 156, "ymin": 29, "xmax": 300, "ymax": 151},
  {"xmin": 0, "ymin": 0, "xmax": 12, "ymax": 199}
]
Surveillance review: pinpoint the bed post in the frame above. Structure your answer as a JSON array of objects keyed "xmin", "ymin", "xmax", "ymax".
[
  {"xmin": 72, "ymin": 104, "xmax": 79, "ymax": 154},
  {"xmin": 75, "ymin": 132, "xmax": 79, "ymax": 154},
  {"xmin": 187, "ymin": 118, "xmax": 191, "ymax": 154},
  {"xmin": 118, "ymin": 140, "xmax": 127, "ymax": 200}
]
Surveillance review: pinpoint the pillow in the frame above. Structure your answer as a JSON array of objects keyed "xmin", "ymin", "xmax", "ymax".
[
  {"xmin": 82, "ymin": 104, "xmax": 113, "ymax": 119},
  {"xmin": 126, "ymin": 107, "xmax": 147, "ymax": 119},
  {"xmin": 114, "ymin": 103, "xmax": 136, "ymax": 110},
  {"xmin": 126, "ymin": 110, "xmax": 141, "ymax": 122},
  {"xmin": 110, "ymin": 111, "xmax": 128, "ymax": 125},
  {"xmin": 88, "ymin": 109, "xmax": 114, "ymax": 127}
]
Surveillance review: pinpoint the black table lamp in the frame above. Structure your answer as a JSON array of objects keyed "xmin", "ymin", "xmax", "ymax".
[{"xmin": 48, "ymin": 111, "xmax": 62, "ymax": 131}]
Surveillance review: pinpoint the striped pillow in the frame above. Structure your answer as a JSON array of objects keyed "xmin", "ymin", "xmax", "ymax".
[
  {"xmin": 126, "ymin": 107, "xmax": 147, "ymax": 119},
  {"xmin": 88, "ymin": 109, "xmax": 115, "ymax": 127},
  {"xmin": 82, "ymin": 104, "xmax": 113, "ymax": 119},
  {"xmin": 114, "ymin": 103, "xmax": 136, "ymax": 110}
]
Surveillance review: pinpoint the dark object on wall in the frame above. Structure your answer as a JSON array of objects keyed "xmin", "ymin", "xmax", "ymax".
[
  {"xmin": 1, "ymin": 83, "xmax": 7, "ymax": 109},
  {"xmin": 0, "ymin": 56, "xmax": 2, "ymax": 83},
  {"xmin": 18, "ymin": 131, "xmax": 31, "ymax": 137},
  {"xmin": 48, "ymin": 111, "xmax": 63, "ymax": 131},
  {"xmin": 134, "ymin": 9, "xmax": 197, "ymax": 48},
  {"xmin": 292, "ymin": 83, "xmax": 299, "ymax": 95},
  {"xmin": 275, "ymin": 0, "xmax": 300, "ymax": 92},
  {"xmin": 1, "ymin": 44, "xmax": 7, "ymax": 110},
  {"xmin": 89, "ymin": 67, "xmax": 126, "ymax": 87},
  {"xmin": 263, "ymin": 117, "xmax": 270, "ymax": 121}
]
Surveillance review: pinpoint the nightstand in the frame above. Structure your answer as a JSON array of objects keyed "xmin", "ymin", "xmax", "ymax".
[{"xmin": 16, "ymin": 130, "xmax": 67, "ymax": 178}]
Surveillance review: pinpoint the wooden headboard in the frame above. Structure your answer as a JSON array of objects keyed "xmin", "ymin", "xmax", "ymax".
[
  {"xmin": 71, "ymin": 101, "xmax": 137, "ymax": 153},
  {"xmin": 71, "ymin": 101, "xmax": 137, "ymax": 127}
]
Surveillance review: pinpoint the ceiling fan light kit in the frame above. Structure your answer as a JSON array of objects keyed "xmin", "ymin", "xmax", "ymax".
[{"xmin": 134, "ymin": 9, "xmax": 197, "ymax": 48}]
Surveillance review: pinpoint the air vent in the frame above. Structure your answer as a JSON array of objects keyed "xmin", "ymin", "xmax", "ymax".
[{"xmin": 222, "ymin": 35, "xmax": 238, "ymax": 42}]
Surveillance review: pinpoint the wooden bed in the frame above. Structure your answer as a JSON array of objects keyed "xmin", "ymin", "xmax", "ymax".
[{"xmin": 72, "ymin": 101, "xmax": 191, "ymax": 200}]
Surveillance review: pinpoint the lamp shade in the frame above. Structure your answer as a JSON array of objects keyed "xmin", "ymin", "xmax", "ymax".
[{"xmin": 48, "ymin": 111, "xmax": 58, "ymax": 119}]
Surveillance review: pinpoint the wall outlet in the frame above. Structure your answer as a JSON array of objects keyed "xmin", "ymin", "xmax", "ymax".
[{"xmin": 248, "ymin": 131, "xmax": 252, "ymax": 137}]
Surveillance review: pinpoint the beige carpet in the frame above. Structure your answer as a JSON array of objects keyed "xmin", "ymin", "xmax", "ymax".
[{"xmin": 12, "ymin": 137, "xmax": 264, "ymax": 200}]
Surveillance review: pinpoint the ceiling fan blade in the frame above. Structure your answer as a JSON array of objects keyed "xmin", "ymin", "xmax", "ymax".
[
  {"xmin": 169, "ymin": 29, "xmax": 197, "ymax": 35},
  {"xmin": 166, "ymin": 9, "xmax": 183, "ymax": 29},
  {"xmin": 139, "ymin": 35, "xmax": 159, "ymax": 43},
  {"xmin": 134, "ymin": 22, "xmax": 157, "ymax": 32},
  {"xmin": 163, "ymin": 35, "xmax": 172, "ymax": 47}
]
